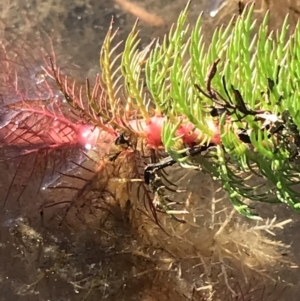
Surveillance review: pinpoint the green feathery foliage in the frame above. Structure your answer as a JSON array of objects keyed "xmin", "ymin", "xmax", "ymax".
[{"xmin": 100, "ymin": 1, "xmax": 300, "ymax": 219}]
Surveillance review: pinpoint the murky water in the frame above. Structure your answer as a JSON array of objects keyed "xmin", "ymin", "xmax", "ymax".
[{"xmin": 1, "ymin": 0, "xmax": 300, "ymax": 300}]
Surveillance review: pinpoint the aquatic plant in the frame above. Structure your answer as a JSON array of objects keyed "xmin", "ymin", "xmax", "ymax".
[
  {"xmin": 119, "ymin": 1, "xmax": 300, "ymax": 220},
  {"xmin": 84, "ymin": 0, "xmax": 300, "ymax": 221},
  {"xmin": 2, "ymin": 1, "xmax": 300, "ymax": 222},
  {"xmin": 0, "ymin": 2, "xmax": 298, "ymax": 300}
]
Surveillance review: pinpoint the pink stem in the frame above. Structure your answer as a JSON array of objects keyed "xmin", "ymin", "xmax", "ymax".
[{"xmin": 0, "ymin": 107, "xmax": 222, "ymax": 155}]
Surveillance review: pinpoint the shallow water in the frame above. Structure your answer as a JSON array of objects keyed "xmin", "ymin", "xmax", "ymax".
[{"xmin": 1, "ymin": 0, "xmax": 300, "ymax": 300}]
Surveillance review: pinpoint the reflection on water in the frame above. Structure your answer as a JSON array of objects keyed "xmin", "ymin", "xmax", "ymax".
[
  {"xmin": 206, "ymin": 0, "xmax": 227, "ymax": 17},
  {"xmin": 1, "ymin": 0, "xmax": 300, "ymax": 300}
]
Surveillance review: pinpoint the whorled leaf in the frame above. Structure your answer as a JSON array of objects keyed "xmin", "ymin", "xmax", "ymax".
[{"xmin": 140, "ymin": 1, "xmax": 300, "ymax": 218}]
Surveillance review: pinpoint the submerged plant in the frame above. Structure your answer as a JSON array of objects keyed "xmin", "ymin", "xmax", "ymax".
[
  {"xmin": 121, "ymin": 1, "xmax": 300, "ymax": 220},
  {"xmin": 143, "ymin": 2, "xmax": 300, "ymax": 219},
  {"xmin": 0, "ymin": 1, "xmax": 298, "ymax": 300},
  {"xmin": 2, "ymin": 1, "xmax": 300, "ymax": 221}
]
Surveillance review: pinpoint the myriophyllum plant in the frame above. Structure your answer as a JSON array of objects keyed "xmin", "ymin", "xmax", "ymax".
[
  {"xmin": 109, "ymin": 1, "xmax": 300, "ymax": 220},
  {"xmin": 1, "ymin": 1, "xmax": 300, "ymax": 222},
  {"xmin": 141, "ymin": 1, "xmax": 300, "ymax": 220}
]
